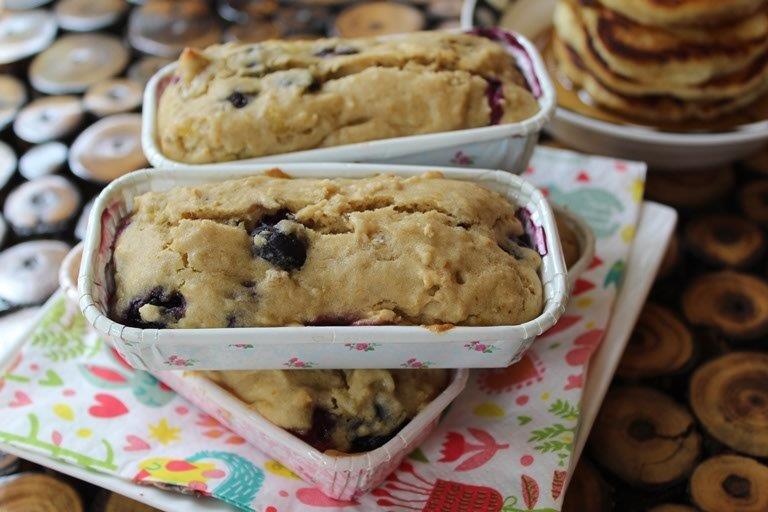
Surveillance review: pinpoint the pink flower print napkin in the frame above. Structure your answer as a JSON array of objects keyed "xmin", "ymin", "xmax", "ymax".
[{"xmin": 0, "ymin": 146, "xmax": 645, "ymax": 511}]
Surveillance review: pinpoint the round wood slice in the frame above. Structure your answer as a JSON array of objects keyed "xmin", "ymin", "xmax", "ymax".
[
  {"xmin": 19, "ymin": 141, "xmax": 68, "ymax": 180},
  {"xmin": 0, "ymin": 75, "xmax": 26, "ymax": 132},
  {"xmin": 93, "ymin": 490, "xmax": 161, "ymax": 512},
  {"xmin": 427, "ymin": 0, "xmax": 463, "ymax": 18},
  {"xmin": 682, "ymin": 271, "xmax": 768, "ymax": 340},
  {"xmin": 333, "ymin": 1, "xmax": 425, "ymax": 38},
  {"xmin": 13, "ymin": 95, "xmax": 84, "ymax": 144},
  {"xmin": 690, "ymin": 455, "xmax": 768, "ymax": 512},
  {"xmin": 5, "ymin": 0, "xmax": 53, "ymax": 8},
  {"xmin": 690, "ymin": 352, "xmax": 768, "ymax": 457},
  {"xmin": 743, "ymin": 146, "xmax": 768, "ymax": 176},
  {"xmin": 657, "ymin": 231, "xmax": 680, "ymax": 280},
  {"xmin": 29, "ymin": 34, "xmax": 129, "ymax": 94},
  {"xmin": 616, "ymin": 302, "xmax": 695, "ymax": 380},
  {"xmin": 740, "ymin": 180, "xmax": 768, "ymax": 228},
  {"xmin": 128, "ymin": 0, "xmax": 222, "ymax": 58},
  {"xmin": 127, "ymin": 57, "xmax": 174, "ymax": 87},
  {"xmin": 273, "ymin": 6, "xmax": 329, "ymax": 37},
  {"xmin": 648, "ymin": 505, "xmax": 697, "ymax": 512},
  {"xmin": 0, "ymin": 473, "xmax": 82, "ymax": 512},
  {"xmin": 645, "ymin": 166, "xmax": 734, "ymax": 209},
  {"xmin": 434, "ymin": 18, "xmax": 461, "ymax": 30},
  {"xmin": 224, "ymin": 19, "xmax": 281, "ymax": 43},
  {"xmin": 217, "ymin": 0, "xmax": 279, "ymax": 23},
  {"xmin": 54, "ymin": 0, "xmax": 127, "ymax": 32},
  {"xmin": 590, "ymin": 386, "xmax": 701, "ymax": 488},
  {"xmin": 69, "ymin": 114, "xmax": 147, "ymax": 184},
  {"xmin": 0, "ymin": 451, "xmax": 19, "ymax": 477},
  {"xmin": 0, "ymin": 141, "xmax": 17, "ymax": 192},
  {"xmin": 84, "ymin": 79, "xmax": 144, "ymax": 117},
  {"xmin": 685, "ymin": 214, "xmax": 766, "ymax": 269},
  {"xmin": 562, "ymin": 458, "xmax": 611, "ymax": 512},
  {"xmin": 0, "ymin": 10, "xmax": 57, "ymax": 65},
  {"xmin": 298, "ymin": 0, "xmax": 356, "ymax": 5}
]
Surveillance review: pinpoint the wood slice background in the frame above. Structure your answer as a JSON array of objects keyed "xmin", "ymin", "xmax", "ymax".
[{"xmin": 0, "ymin": 1, "xmax": 767, "ymax": 511}]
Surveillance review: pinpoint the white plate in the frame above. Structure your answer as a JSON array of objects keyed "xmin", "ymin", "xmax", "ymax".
[
  {"xmin": 0, "ymin": 201, "xmax": 676, "ymax": 511},
  {"xmin": 461, "ymin": 0, "xmax": 768, "ymax": 170}
]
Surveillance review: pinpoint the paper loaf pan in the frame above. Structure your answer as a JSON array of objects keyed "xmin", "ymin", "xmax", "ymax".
[
  {"xmin": 78, "ymin": 163, "xmax": 568, "ymax": 371},
  {"xmin": 141, "ymin": 29, "xmax": 556, "ymax": 173},
  {"xmin": 154, "ymin": 368, "xmax": 470, "ymax": 501}
]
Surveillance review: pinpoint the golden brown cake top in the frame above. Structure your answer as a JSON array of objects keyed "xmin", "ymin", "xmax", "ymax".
[
  {"xmin": 157, "ymin": 31, "xmax": 539, "ymax": 163},
  {"xmin": 111, "ymin": 171, "xmax": 543, "ymax": 328}
]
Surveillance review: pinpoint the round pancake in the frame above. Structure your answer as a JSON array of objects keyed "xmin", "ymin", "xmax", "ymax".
[
  {"xmin": 580, "ymin": 1, "xmax": 768, "ymax": 85},
  {"xmin": 599, "ymin": 0, "xmax": 766, "ymax": 28},
  {"xmin": 554, "ymin": 35, "xmax": 768, "ymax": 121},
  {"xmin": 554, "ymin": 1, "xmax": 768, "ymax": 100}
]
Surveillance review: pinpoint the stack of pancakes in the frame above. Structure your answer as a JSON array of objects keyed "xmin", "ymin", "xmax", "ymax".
[{"xmin": 553, "ymin": 0, "xmax": 768, "ymax": 122}]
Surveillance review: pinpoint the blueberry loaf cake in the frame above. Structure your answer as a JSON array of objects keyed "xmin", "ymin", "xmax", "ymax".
[
  {"xmin": 110, "ymin": 171, "xmax": 543, "ymax": 328},
  {"xmin": 157, "ymin": 31, "xmax": 539, "ymax": 163},
  {"xmin": 201, "ymin": 368, "xmax": 449, "ymax": 453}
]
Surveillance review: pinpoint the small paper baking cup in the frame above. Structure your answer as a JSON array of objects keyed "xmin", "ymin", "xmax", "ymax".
[{"xmin": 78, "ymin": 163, "xmax": 568, "ymax": 371}]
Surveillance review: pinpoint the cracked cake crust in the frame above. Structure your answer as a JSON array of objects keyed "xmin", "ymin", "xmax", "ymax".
[{"xmin": 110, "ymin": 171, "xmax": 543, "ymax": 329}]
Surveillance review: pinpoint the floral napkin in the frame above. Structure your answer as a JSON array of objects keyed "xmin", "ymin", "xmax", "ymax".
[{"xmin": 0, "ymin": 147, "xmax": 645, "ymax": 511}]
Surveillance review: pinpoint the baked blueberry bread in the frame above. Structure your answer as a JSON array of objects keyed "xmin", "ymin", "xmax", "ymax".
[
  {"xmin": 110, "ymin": 171, "xmax": 543, "ymax": 328},
  {"xmin": 157, "ymin": 31, "xmax": 539, "ymax": 163},
  {"xmin": 201, "ymin": 368, "xmax": 449, "ymax": 453}
]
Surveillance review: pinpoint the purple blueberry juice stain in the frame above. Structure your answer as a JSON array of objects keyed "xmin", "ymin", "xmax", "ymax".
[
  {"xmin": 114, "ymin": 216, "xmax": 132, "ymax": 240},
  {"xmin": 469, "ymin": 27, "xmax": 543, "ymax": 98},
  {"xmin": 305, "ymin": 314, "xmax": 358, "ymax": 326},
  {"xmin": 122, "ymin": 286, "xmax": 186, "ymax": 328},
  {"xmin": 292, "ymin": 408, "xmax": 336, "ymax": 452},
  {"xmin": 485, "ymin": 78, "xmax": 504, "ymax": 125},
  {"xmin": 515, "ymin": 207, "xmax": 548, "ymax": 256}
]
